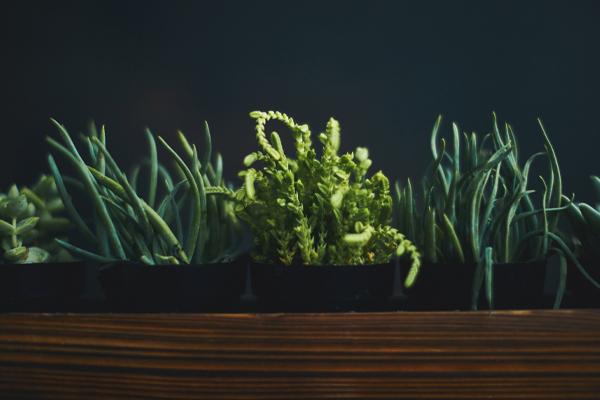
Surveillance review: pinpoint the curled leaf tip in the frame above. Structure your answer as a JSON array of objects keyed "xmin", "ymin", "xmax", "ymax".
[
  {"xmin": 355, "ymin": 147, "xmax": 369, "ymax": 162},
  {"xmin": 249, "ymin": 111, "xmax": 264, "ymax": 118},
  {"xmin": 243, "ymin": 153, "xmax": 258, "ymax": 166}
]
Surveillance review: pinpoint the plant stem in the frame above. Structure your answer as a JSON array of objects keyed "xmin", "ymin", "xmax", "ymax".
[{"xmin": 11, "ymin": 217, "xmax": 18, "ymax": 248}]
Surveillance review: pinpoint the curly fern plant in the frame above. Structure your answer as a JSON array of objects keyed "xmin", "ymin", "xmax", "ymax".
[
  {"xmin": 0, "ymin": 176, "xmax": 72, "ymax": 263},
  {"xmin": 234, "ymin": 111, "xmax": 421, "ymax": 287},
  {"xmin": 46, "ymin": 120, "xmax": 244, "ymax": 265}
]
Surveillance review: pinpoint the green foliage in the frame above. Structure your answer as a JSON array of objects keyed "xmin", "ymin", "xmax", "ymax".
[
  {"xmin": 563, "ymin": 176, "xmax": 600, "ymax": 277},
  {"xmin": 395, "ymin": 114, "xmax": 582, "ymax": 308},
  {"xmin": 46, "ymin": 120, "xmax": 245, "ymax": 265},
  {"xmin": 0, "ymin": 176, "xmax": 72, "ymax": 264},
  {"xmin": 235, "ymin": 110, "xmax": 420, "ymax": 286}
]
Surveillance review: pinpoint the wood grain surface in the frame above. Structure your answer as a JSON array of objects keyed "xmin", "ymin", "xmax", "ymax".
[{"xmin": 1, "ymin": 310, "xmax": 599, "ymax": 399}]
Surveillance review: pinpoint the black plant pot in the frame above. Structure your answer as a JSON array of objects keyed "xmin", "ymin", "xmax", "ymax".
[
  {"xmin": 250, "ymin": 262, "xmax": 396, "ymax": 312},
  {"xmin": 402, "ymin": 260, "xmax": 549, "ymax": 311},
  {"xmin": 489, "ymin": 260, "xmax": 548, "ymax": 309},
  {"xmin": 565, "ymin": 256, "xmax": 600, "ymax": 308},
  {"xmin": 0, "ymin": 262, "xmax": 86, "ymax": 312},
  {"xmin": 98, "ymin": 260, "xmax": 248, "ymax": 312},
  {"xmin": 402, "ymin": 262, "xmax": 477, "ymax": 311}
]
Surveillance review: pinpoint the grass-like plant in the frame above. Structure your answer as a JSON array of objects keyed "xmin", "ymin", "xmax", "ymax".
[
  {"xmin": 235, "ymin": 111, "xmax": 421, "ymax": 287},
  {"xmin": 46, "ymin": 120, "xmax": 245, "ymax": 265},
  {"xmin": 0, "ymin": 176, "xmax": 72, "ymax": 263},
  {"xmin": 395, "ymin": 114, "xmax": 581, "ymax": 308},
  {"xmin": 563, "ymin": 176, "xmax": 600, "ymax": 283}
]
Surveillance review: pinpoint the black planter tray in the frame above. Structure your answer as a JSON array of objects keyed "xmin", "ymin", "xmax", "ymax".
[
  {"xmin": 565, "ymin": 256, "xmax": 600, "ymax": 308},
  {"xmin": 402, "ymin": 259, "xmax": 549, "ymax": 311},
  {"xmin": 491, "ymin": 260, "xmax": 548, "ymax": 309},
  {"xmin": 402, "ymin": 262, "xmax": 476, "ymax": 311},
  {"xmin": 250, "ymin": 262, "xmax": 396, "ymax": 312},
  {"xmin": 98, "ymin": 260, "xmax": 248, "ymax": 312},
  {"xmin": 0, "ymin": 262, "xmax": 86, "ymax": 312}
]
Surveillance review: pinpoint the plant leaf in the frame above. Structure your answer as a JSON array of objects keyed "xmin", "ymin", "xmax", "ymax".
[
  {"xmin": 15, "ymin": 217, "xmax": 39, "ymax": 235},
  {"xmin": 0, "ymin": 219, "xmax": 15, "ymax": 236}
]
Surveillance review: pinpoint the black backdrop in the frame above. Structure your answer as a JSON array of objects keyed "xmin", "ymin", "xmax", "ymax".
[{"xmin": 1, "ymin": 0, "xmax": 599, "ymax": 202}]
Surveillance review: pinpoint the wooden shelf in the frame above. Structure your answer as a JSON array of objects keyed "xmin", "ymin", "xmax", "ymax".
[{"xmin": 1, "ymin": 310, "xmax": 599, "ymax": 399}]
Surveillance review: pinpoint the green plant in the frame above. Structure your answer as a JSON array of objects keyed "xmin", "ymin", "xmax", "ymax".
[
  {"xmin": 235, "ymin": 110, "xmax": 420, "ymax": 286},
  {"xmin": 46, "ymin": 120, "xmax": 245, "ymax": 265},
  {"xmin": 0, "ymin": 175, "xmax": 72, "ymax": 263},
  {"xmin": 395, "ymin": 114, "xmax": 578, "ymax": 308},
  {"xmin": 563, "ymin": 176, "xmax": 600, "ymax": 278}
]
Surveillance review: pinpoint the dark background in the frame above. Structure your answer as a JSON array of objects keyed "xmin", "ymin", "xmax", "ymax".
[{"xmin": 1, "ymin": 0, "xmax": 599, "ymax": 202}]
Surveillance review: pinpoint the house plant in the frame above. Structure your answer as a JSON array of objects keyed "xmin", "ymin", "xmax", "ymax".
[
  {"xmin": 562, "ymin": 176, "xmax": 600, "ymax": 307},
  {"xmin": 46, "ymin": 119, "xmax": 248, "ymax": 312},
  {"xmin": 234, "ymin": 110, "xmax": 420, "ymax": 312},
  {"xmin": 0, "ymin": 175, "xmax": 84, "ymax": 311},
  {"xmin": 395, "ymin": 114, "xmax": 572, "ymax": 310}
]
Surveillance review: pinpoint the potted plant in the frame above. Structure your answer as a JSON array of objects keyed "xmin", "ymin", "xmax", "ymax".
[
  {"xmin": 46, "ymin": 119, "xmax": 248, "ymax": 312},
  {"xmin": 0, "ymin": 175, "xmax": 84, "ymax": 311},
  {"xmin": 234, "ymin": 110, "xmax": 420, "ymax": 312},
  {"xmin": 562, "ymin": 176, "xmax": 600, "ymax": 307},
  {"xmin": 395, "ymin": 114, "xmax": 571, "ymax": 310}
]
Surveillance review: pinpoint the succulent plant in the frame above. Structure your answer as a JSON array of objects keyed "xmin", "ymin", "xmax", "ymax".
[
  {"xmin": 235, "ymin": 111, "xmax": 421, "ymax": 286},
  {"xmin": 0, "ymin": 175, "xmax": 72, "ymax": 263},
  {"xmin": 46, "ymin": 119, "xmax": 245, "ymax": 265},
  {"xmin": 395, "ymin": 114, "xmax": 580, "ymax": 308}
]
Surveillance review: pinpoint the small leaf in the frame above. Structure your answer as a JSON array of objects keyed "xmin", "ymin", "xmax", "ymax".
[
  {"xmin": 21, "ymin": 187, "xmax": 45, "ymax": 209},
  {"xmin": 45, "ymin": 198, "xmax": 65, "ymax": 213},
  {"xmin": 25, "ymin": 203, "xmax": 36, "ymax": 217},
  {"xmin": 580, "ymin": 203, "xmax": 600, "ymax": 233},
  {"xmin": 344, "ymin": 226, "xmax": 373, "ymax": 245},
  {"xmin": 145, "ymin": 128, "xmax": 158, "ymax": 208},
  {"xmin": 16, "ymin": 217, "xmax": 39, "ymax": 235},
  {"xmin": 249, "ymin": 111, "xmax": 265, "ymax": 119},
  {"xmin": 154, "ymin": 253, "xmax": 180, "ymax": 265},
  {"xmin": 0, "ymin": 219, "xmax": 14, "ymax": 236},
  {"xmin": 32, "ymin": 175, "xmax": 55, "ymax": 198},
  {"xmin": 200, "ymin": 121, "xmax": 212, "ymax": 174},
  {"xmin": 355, "ymin": 147, "xmax": 369, "ymax": 162},
  {"xmin": 396, "ymin": 242, "xmax": 405, "ymax": 256},
  {"xmin": 55, "ymin": 239, "xmax": 116, "ymax": 263},
  {"xmin": 245, "ymin": 171, "xmax": 256, "ymax": 199},
  {"xmin": 4, "ymin": 246, "xmax": 28, "ymax": 262},
  {"xmin": 592, "ymin": 175, "xmax": 600, "ymax": 200},
  {"xmin": 359, "ymin": 159, "xmax": 372, "ymax": 170},
  {"xmin": 0, "ymin": 195, "xmax": 29, "ymax": 219},
  {"xmin": 243, "ymin": 153, "xmax": 258, "ymax": 166},
  {"xmin": 8, "ymin": 185, "xmax": 19, "ymax": 198},
  {"xmin": 20, "ymin": 247, "xmax": 50, "ymax": 264},
  {"xmin": 404, "ymin": 262, "xmax": 419, "ymax": 288},
  {"xmin": 330, "ymin": 189, "xmax": 345, "ymax": 209}
]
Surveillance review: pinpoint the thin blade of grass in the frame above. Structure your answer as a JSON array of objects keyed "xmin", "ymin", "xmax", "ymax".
[
  {"xmin": 145, "ymin": 128, "xmax": 158, "ymax": 208},
  {"xmin": 46, "ymin": 136, "xmax": 125, "ymax": 259}
]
